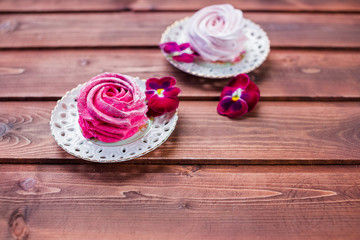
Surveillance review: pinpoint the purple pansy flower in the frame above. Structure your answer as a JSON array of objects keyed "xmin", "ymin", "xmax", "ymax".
[
  {"xmin": 160, "ymin": 42, "xmax": 190, "ymax": 53},
  {"xmin": 159, "ymin": 42, "xmax": 196, "ymax": 63},
  {"xmin": 217, "ymin": 74, "xmax": 260, "ymax": 118},
  {"xmin": 172, "ymin": 53, "xmax": 194, "ymax": 63},
  {"xmin": 146, "ymin": 76, "xmax": 181, "ymax": 117}
]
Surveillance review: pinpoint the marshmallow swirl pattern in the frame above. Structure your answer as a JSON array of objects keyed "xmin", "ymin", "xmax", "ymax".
[
  {"xmin": 77, "ymin": 73, "xmax": 148, "ymax": 143},
  {"xmin": 186, "ymin": 4, "xmax": 247, "ymax": 62}
]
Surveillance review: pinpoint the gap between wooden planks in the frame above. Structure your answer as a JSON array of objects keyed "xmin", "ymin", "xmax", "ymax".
[
  {"xmin": 0, "ymin": 0, "xmax": 359, "ymax": 12},
  {"xmin": 0, "ymin": 164, "xmax": 360, "ymax": 240},
  {"xmin": 0, "ymin": 101, "xmax": 359, "ymax": 164},
  {"xmin": 0, "ymin": 49, "xmax": 359, "ymax": 100},
  {"xmin": 0, "ymin": 12, "xmax": 359, "ymax": 48}
]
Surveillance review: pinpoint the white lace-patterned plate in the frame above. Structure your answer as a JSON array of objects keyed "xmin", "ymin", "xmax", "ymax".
[
  {"xmin": 50, "ymin": 78, "xmax": 178, "ymax": 163},
  {"xmin": 160, "ymin": 17, "xmax": 270, "ymax": 78}
]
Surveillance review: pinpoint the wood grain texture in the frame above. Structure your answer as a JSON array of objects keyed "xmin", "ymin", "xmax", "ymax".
[
  {"xmin": 0, "ymin": 101, "xmax": 359, "ymax": 164},
  {"xmin": 1, "ymin": 0, "xmax": 359, "ymax": 12},
  {"xmin": 0, "ymin": 13, "xmax": 359, "ymax": 48},
  {"xmin": 0, "ymin": 49, "xmax": 359, "ymax": 100},
  {"xmin": 0, "ymin": 164, "xmax": 360, "ymax": 240}
]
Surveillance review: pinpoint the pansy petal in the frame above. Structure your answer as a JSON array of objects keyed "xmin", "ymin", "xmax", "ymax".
[
  {"xmin": 159, "ymin": 42, "xmax": 180, "ymax": 53},
  {"xmin": 148, "ymin": 82, "xmax": 160, "ymax": 90},
  {"xmin": 217, "ymin": 97, "xmax": 249, "ymax": 118},
  {"xmin": 146, "ymin": 78, "xmax": 161, "ymax": 90},
  {"xmin": 228, "ymin": 99, "xmax": 249, "ymax": 118},
  {"xmin": 146, "ymin": 77, "xmax": 177, "ymax": 90},
  {"xmin": 228, "ymin": 74, "xmax": 250, "ymax": 89},
  {"xmin": 179, "ymin": 43, "xmax": 191, "ymax": 51},
  {"xmin": 217, "ymin": 96, "xmax": 233, "ymax": 115},
  {"xmin": 148, "ymin": 95, "xmax": 179, "ymax": 114},
  {"xmin": 245, "ymin": 80, "xmax": 260, "ymax": 93},
  {"xmin": 173, "ymin": 53, "xmax": 194, "ymax": 63},
  {"xmin": 220, "ymin": 86, "xmax": 237, "ymax": 100},
  {"xmin": 241, "ymin": 90, "xmax": 260, "ymax": 111},
  {"xmin": 164, "ymin": 87, "xmax": 180, "ymax": 98},
  {"xmin": 145, "ymin": 90, "xmax": 156, "ymax": 100},
  {"xmin": 159, "ymin": 76, "xmax": 176, "ymax": 88}
]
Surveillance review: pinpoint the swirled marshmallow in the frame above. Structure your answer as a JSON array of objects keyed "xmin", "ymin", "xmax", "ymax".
[
  {"xmin": 186, "ymin": 4, "xmax": 247, "ymax": 62},
  {"xmin": 77, "ymin": 73, "xmax": 148, "ymax": 143}
]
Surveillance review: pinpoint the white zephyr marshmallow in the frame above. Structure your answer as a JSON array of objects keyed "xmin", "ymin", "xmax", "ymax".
[{"xmin": 186, "ymin": 4, "xmax": 247, "ymax": 62}]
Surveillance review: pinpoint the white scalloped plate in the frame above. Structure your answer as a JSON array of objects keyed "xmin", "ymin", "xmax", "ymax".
[
  {"xmin": 50, "ymin": 77, "xmax": 178, "ymax": 163},
  {"xmin": 160, "ymin": 17, "xmax": 270, "ymax": 78}
]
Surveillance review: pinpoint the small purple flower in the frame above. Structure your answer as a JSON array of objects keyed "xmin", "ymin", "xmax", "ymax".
[
  {"xmin": 173, "ymin": 53, "xmax": 194, "ymax": 63},
  {"xmin": 159, "ymin": 42, "xmax": 189, "ymax": 53},
  {"xmin": 217, "ymin": 74, "xmax": 260, "ymax": 118},
  {"xmin": 146, "ymin": 76, "xmax": 181, "ymax": 117},
  {"xmin": 159, "ymin": 42, "xmax": 196, "ymax": 63}
]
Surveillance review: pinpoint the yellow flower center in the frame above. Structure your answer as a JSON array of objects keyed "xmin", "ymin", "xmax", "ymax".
[
  {"xmin": 231, "ymin": 88, "xmax": 243, "ymax": 101},
  {"xmin": 157, "ymin": 88, "xmax": 164, "ymax": 95},
  {"xmin": 232, "ymin": 96, "xmax": 240, "ymax": 101}
]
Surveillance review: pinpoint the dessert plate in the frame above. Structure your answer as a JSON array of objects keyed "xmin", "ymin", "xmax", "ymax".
[
  {"xmin": 50, "ymin": 78, "xmax": 178, "ymax": 163},
  {"xmin": 160, "ymin": 17, "xmax": 270, "ymax": 78}
]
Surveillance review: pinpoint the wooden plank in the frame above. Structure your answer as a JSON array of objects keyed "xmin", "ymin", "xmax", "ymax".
[
  {"xmin": 0, "ymin": 13, "xmax": 359, "ymax": 48},
  {"xmin": 0, "ymin": 49, "xmax": 359, "ymax": 100},
  {"xmin": 0, "ymin": 0, "xmax": 359, "ymax": 12},
  {"xmin": 1, "ymin": 164, "xmax": 360, "ymax": 239},
  {"xmin": 0, "ymin": 101, "xmax": 359, "ymax": 164}
]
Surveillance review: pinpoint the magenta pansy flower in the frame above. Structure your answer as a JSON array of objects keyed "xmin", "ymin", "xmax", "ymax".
[
  {"xmin": 146, "ymin": 76, "xmax": 180, "ymax": 117},
  {"xmin": 160, "ymin": 42, "xmax": 190, "ymax": 53},
  {"xmin": 172, "ymin": 53, "xmax": 194, "ymax": 63},
  {"xmin": 217, "ymin": 74, "xmax": 260, "ymax": 118},
  {"xmin": 159, "ymin": 42, "xmax": 196, "ymax": 63}
]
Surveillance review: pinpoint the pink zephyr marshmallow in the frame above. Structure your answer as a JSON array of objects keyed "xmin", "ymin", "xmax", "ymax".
[{"xmin": 77, "ymin": 73, "xmax": 148, "ymax": 143}]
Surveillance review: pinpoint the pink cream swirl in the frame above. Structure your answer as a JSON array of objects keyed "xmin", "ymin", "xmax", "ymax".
[
  {"xmin": 186, "ymin": 4, "xmax": 247, "ymax": 62},
  {"xmin": 77, "ymin": 73, "xmax": 148, "ymax": 143}
]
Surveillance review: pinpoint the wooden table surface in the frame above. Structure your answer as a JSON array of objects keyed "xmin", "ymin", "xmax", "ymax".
[{"xmin": 1, "ymin": 1, "xmax": 360, "ymax": 239}]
